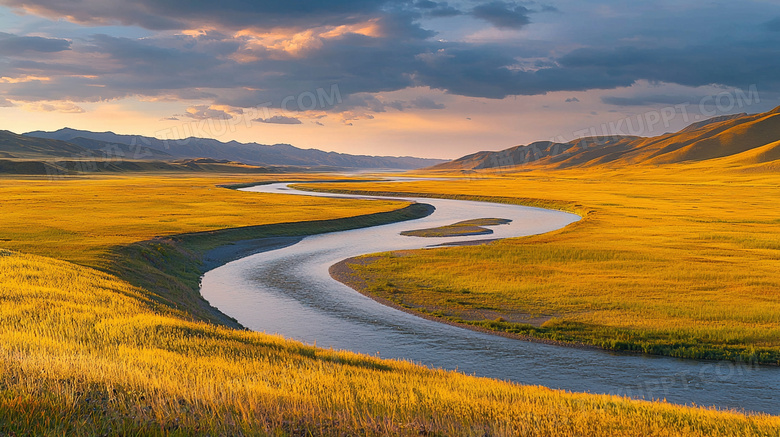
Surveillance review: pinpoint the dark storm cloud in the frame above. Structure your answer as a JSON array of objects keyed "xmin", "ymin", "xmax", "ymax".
[
  {"xmin": 471, "ymin": 1, "xmax": 532, "ymax": 29},
  {"xmin": 371, "ymin": 11, "xmax": 437, "ymax": 40},
  {"xmin": 79, "ymin": 34, "xmax": 244, "ymax": 91},
  {"xmin": 5, "ymin": 29, "xmax": 773, "ymax": 109},
  {"xmin": 3, "ymin": 0, "xmax": 780, "ymax": 113},
  {"xmin": 0, "ymin": 0, "xmax": 452, "ymax": 36},
  {"xmin": 413, "ymin": 46, "xmax": 634, "ymax": 98},
  {"xmin": 5, "ymin": 28, "xmax": 780, "ymax": 108},
  {"xmin": 560, "ymin": 43, "xmax": 780, "ymax": 91},
  {"xmin": 415, "ymin": 0, "xmax": 462, "ymax": 17},
  {"xmin": 0, "ymin": 0, "xmax": 392, "ymax": 30},
  {"xmin": 0, "ymin": 32, "xmax": 70, "ymax": 54}
]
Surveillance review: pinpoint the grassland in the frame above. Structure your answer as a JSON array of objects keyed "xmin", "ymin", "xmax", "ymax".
[
  {"xmin": 1, "ymin": 173, "xmax": 779, "ymax": 435},
  {"xmin": 302, "ymin": 163, "xmax": 780, "ymax": 365},
  {"xmin": 0, "ymin": 175, "xmax": 403, "ymax": 267}
]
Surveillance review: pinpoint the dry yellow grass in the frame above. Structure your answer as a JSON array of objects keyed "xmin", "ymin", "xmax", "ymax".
[
  {"xmin": 2, "ymin": 249, "xmax": 779, "ymax": 436},
  {"xmin": 1, "ymin": 172, "xmax": 779, "ymax": 435},
  {"xmin": 0, "ymin": 175, "xmax": 403, "ymax": 267}
]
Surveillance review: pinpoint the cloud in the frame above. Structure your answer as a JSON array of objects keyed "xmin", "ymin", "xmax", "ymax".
[
  {"xmin": 254, "ymin": 115, "xmax": 302, "ymax": 124},
  {"xmin": 0, "ymin": 0, "xmax": 414, "ymax": 31},
  {"xmin": 601, "ymin": 94, "xmax": 698, "ymax": 107},
  {"xmin": 3, "ymin": 0, "xmax": 780, "ymax": 115},
  {"xmin": 565, "ymin": 97, "xmax": 579, "ymax": 103},
  {"xmin": 415, "ymin": 0, "xmax": 462, "ymax": 17},
  {"xmin": 410, "ymin": 96, "xmax": 445, "ymax": 109},
  {"xmin": 4, "ymin": 29, "xmax": 780, "ymax": 109},
  {"xmin": 414, "ymin": 46, "xmax": 634, "ymax": 99},
  {"xmin": 559, "ymin": 43, "xmax": 780, "ymax": 91},
  {"xmin": 0, "ymin": 32, "xmax": 71, "ymax": 54},
  {"xmin": 330, "ymin": 94, "xmax": 443, "ymax": 112},
  {"xmin": 336, "ymin": 94, "xmax": 405, "ymax": 113},
  {"xmin": 181, "ymin": 105, "xmax": 235, "ymax": 120},
  {"xmin": 766, "ymin": 17, "xmax": 780, "ymax": 32},
  {"xmin": 24, "ymin": 101, "xmax": 85, "ymax": 113},
  {"xmin": 472, "ymin": 1, "xmax": 532, "ymax": 29},
  {"xmin": 0, "ymin": 97, "xmax": 15, "ymax": 107}
]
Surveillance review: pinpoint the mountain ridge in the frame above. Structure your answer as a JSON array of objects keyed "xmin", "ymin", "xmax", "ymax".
[{"xmin": 23, "ymin": 128, "xmax": 445, "ymax": 169}]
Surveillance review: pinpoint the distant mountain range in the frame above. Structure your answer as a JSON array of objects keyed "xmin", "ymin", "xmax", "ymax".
[
  {"xmin": 0, "ymin": 130, "xmax": 320, "ymax": 175},
  {"xmin": 432, "ymin": 106, "xmax": 780, "ymax": 171},
  {"xmin": 21, "ymin": 128, "xmax": 446, "ymax": 169}
]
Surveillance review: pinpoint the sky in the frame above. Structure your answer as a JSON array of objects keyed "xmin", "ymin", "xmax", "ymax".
[{"xmin": 1, "ymin": 0, "xmax": 780, "ymax": 159}]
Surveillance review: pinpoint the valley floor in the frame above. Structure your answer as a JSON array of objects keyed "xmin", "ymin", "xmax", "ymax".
[{"xmin": 0, "ymin": 173, "xmax": 778, "ymax": 435}]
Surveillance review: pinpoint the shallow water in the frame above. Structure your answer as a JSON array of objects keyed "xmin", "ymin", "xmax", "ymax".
[{"xmin": 201, "ymin": 181, "xmax": 780, "ymax": 415}]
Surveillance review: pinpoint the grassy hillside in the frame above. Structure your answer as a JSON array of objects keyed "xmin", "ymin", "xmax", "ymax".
[
  {"xmin": 433, "ymin": 106, "xmax": 780, "ymax": 171},
  {"xmin": 4, "ymin": 249, "xmax": 779, "ymax": 436},
  {"xmin": 2, "ymin": 173, "xmax": 778, "ymax": 435},
  {"xmin": 304, "ymin": 165, "xmax": 780, "ymax": 364}
]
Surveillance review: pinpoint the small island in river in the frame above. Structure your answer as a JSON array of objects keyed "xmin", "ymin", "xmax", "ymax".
[{"xmin": 400, "ymin": 218, "xmax": 512, "ymax": 237}]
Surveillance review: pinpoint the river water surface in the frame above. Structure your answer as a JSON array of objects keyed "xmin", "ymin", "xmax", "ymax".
[{"xmin": 201, "ymin": 181, "xmax": 779, "ymax": 415}]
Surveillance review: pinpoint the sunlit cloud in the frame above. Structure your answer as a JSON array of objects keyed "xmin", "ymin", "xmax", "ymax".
[
  {"xmin": 0, "ymin": 75, "xmax": 51, "ymax": 83},
  {"xmin": 23, "ymin": 101, "xmax": 85, "ymax": 113}
]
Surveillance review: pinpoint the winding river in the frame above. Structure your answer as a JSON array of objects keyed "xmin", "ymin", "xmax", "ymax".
[{"xmin": 201, "ymin": 181, "xmax": 779, "ymax": 415}]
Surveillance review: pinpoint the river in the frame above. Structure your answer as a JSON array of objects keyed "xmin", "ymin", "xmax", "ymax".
[{"xmin": 200, "ymin": 181, "xmax": 779, "ymax": 415}]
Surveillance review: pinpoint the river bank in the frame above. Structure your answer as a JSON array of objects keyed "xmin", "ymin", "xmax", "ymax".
[{"xmin": 104, "ymin": 200, "xmax": 435, "ymax": 328}]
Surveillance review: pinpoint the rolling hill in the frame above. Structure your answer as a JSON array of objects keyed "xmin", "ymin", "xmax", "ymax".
[
  {"xmin": 433, "ymin": 106, "xmax": 780, "ymax": 171},
  {"xmin": 24, "ymin": 128, "xmax": 446, "ymax": 169}
]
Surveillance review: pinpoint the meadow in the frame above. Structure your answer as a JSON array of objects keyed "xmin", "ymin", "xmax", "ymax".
[
  {"xmin": 302, "ymin": 161, "xmax": 780, "ymax": 364},
  {"xmin": 1, "ymin": 173, "xmax": 779, "ymax": 435}
]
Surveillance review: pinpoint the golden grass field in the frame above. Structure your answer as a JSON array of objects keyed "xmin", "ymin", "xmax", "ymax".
[
  {"xmin": 303, "ymin": 161, "xmax": 780, "ymax": 365},
  {"xmin": 0, "ymin": 175, "xmax": 404, "ymax": 267},
  {"xmin": 1, "ymin": 172, "xmax": 779, "ymax": 435}
]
